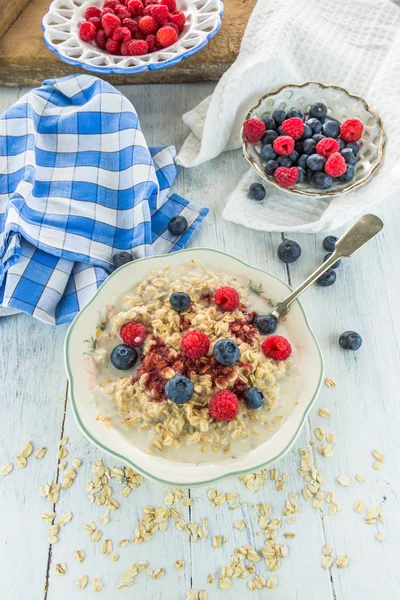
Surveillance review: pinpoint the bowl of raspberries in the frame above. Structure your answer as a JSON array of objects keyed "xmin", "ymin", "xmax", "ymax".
[
  {"xmin": 242, "ymin": 82, "xmax": 386, "ymax": 197},
  {"xmin": 42, "ymin": 0, "xmax": 224, "ymax": 75}
]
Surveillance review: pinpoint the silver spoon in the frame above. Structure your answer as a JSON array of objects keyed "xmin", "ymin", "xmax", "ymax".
[{"xmin": 270, "ymin": 214, "xmax": 384, "ymax": 321}]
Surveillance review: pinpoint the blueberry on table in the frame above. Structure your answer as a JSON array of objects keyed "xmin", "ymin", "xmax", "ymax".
[
  {"xmin": 323, "ymin": 235, "xmax": 338, "ymax": 252},
  {"xmin": 312, "ymin": 172, "xmax": 333, "ymax": 189},
  {"xmin": 249, "ymin": 183, "xmax": 266, "ymax": 201},
  {"xmin": 277, "ymin": 240, "xmax": 302, "ymax": 263},
  {"xmin": 260, "ymin": 144, "xmax": 277, "ymax": 161},
  {"xmin": 213, "ymin": 339, "xmax": 240, "ymax": 366},
  {"xmin": 303, "ymin": 139, "xmax": 317, "ymax": 155},
  {"xmin": 346, "ymin": 142, "xmax": 360, "ymax": 155},
  {"xmin": 170, "ymin": 292, "xmax": 191, "ymax": 311},
  {"xmin": 338, "ymin": 164, "xmax": 356, "ymax": 182},
  {"xmin": 165, "ymin": 375, "xmax": 194, "ymax": 404},
  {"xmin": 317, "ymin": 269, "xmax": 336, "ymax": 286},
  {"xmin": 262, "ymin": 115, "xmax": 276, "ymax": 130},
  {"xmin": 309, "ymin": 102, "xmax": 328, "ymax": 121},
  {"xmin": 286, "ymin": 107, "xmax": 304, "ymax": 120},
  {"xmin": 168, "ymin": 215, "xmax": 188, "ymax": 236},
  {"xmin": 262, "ymin": 130, "xmax": 279, "ymax": 145},
  {"xmin": 244, "ymin": 387, "xmax": 265, "ymax": 409},
  {"xmin": 296, "ymin": 167, "xmax": 306, "ymax": 183},
  {"xmin": 272, "ymin": 108, "xmax": 287, "ymax": 126},
  {"xmin": 112, "ymin": 251, "xmax": 132, "ymax": 270},
  {"xmin": 110, "ymin": 344, "xmax": 138, "ymax": 370},
  {"xmin": 307, "ymin": 154, "xmax": 326, "ymax": 172},
  {"xmin": 322, "ymin": 120, "xmax": 340, "ymax": 138},
  {"xmin": 301, "ymin": 124, "xmax": 313, "ymax": 139},
  {"xmin": 307, "ymin": 117, "xmax": 323, "ymax": 133},
  {"xmin": 255, "ymin": 314, "xmax": 277, "ymax": 335},
  {"xmin": 340, "ymin": 148, "xmax": 357, "ymax": 164},
  {"xmin": 265, "ymin": 160, "xmax": 278, "ymax": 175},
  {"xmin": 324, "ymin": 252, "xmax": 341, "ymax": 269},
  {"xmin": 339, "ymin": 331, "xmax": 362, "ymax": 351}
]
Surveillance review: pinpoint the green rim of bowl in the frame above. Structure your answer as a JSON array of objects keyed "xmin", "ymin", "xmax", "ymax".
[{"xmin": 65, "ymin": 248, "xmax": 324, "ymax": 487}]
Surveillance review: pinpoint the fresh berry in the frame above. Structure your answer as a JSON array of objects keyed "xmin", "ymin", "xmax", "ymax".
[
  {"xmin": 166, "ymin": 21, "xmax": 179, "ymax": 36},
  {"xmin": 128, "ymin": 39, "xmax": 149, "ymax": 54},
  {"xmin": 324, "ymin": 252, "xmax": 341, "ymax": 269},
  {"xmin": 309, "ymin": 102, "xmax": 328, "ymax": 121},
  {"xmin": 110, "ymin": 344, "xmax": 138, "ymax": 370},
  {"xmin": 260, "ymin": 144, "xmax": 277, "ymax": 161},
  {"xmin": 79, "ymin": 21, "xmax": 97, "ymax": 42},
  {"xmin": 160, "ymin": 0, "xmax": 176, "ymax": 10},
  {"xmin": 244, "ymin": 387, "xmax": 264, "ymax": 409},
  {"xmin": 101, "ymin": 7, "xmax": 115, "ymax": 16},
  {"xmin": 276, "ymin": 125, "xmax": 283, "ymax": 135},
  {"xmin": 254, "ymin": 314, "xmax": 277, "ymax": 335},
  {"xmin": 115, "ymin": 4, "xmax": 131, "ymax": 19},
  {"xmin": 101, "ymin": 12, "xmax": 121, "ymax": 29},
  {"xmin": 317, "ymin": 269, "xmax": 336, "ymax": 286},
  {"xmin": 127, "ymin": 0, "xmax": 143, "ymax": 15},
  {"xmin": 169, "ymin": 10, "xmax": 185, "ymax": 31},
  {"xmin": 213, "ymin": 339, "xmax": 240, "ymax": 366},
  {"xmin": 316, "ymin": 137, "xmax": 340, "ymax": 158},
  {"xmin": 165, "ymin": 375, "xmax": 194, "ymax": 404},
  {"xmin": 312, "ymin": 133, "xmax": 325, "ymax": 143},
  {"xmin": 85, "ymin": 5, "xmax": 102, "ymax": 19},
  {"xmin": 120, "ymin": 321, "xmax": 147, "ymax": 347},
  {"xmin": 325, "ymin": 152, "xmax": 346, "ymax": 177},
  {"xmin": 243, "ymin": 118, "xmax": 266, "ymax": 143},
  {"xmin": 181, "ymin": 330, "xmax": 210, "ymax": 359},
  {"xmin": 305, "ymin": 169, "xmax": 314, "ymax": 183},
  {"xmin": 339, "ymin": 331, "xmax": 362, "ymax": 351},
  {"xmin": 146, "ymin": 34, "xmax": 158, "ymax": 51},
  {"xmin": 265, "ymin": 160, "xmax": 278, "ymax": 175},
  {"xmin": 296, "ymin": 166, "xmax": 306, "ymax": 183},
  {"xmin": 340, "ymin": 148, "xmax": 357, "ymax": 164},
  {"xmin": 322, "ymin": 120, "xmax": 340, "ymax": 138},
  {"xmin": 121, "ymin": 40, "xmax": 131, "ymax": 55},
  {"xmin": 277, "ymin": 239, "xmax": 301, "ymax": 263},
  {"xmin": 303, "ymin": 139, "xmax": 317, "ymax": 155},
  {"xmin": 340, "ymin": 118, "xmax": 363, "ymax": 143},
  {"xmin": 262, "ymin": 116, "xmax": 276, "ymax": 130},
  {"xmin": 106, "ymin": 38, "xmax": 121, "ymax": 53},
  {"xmin": 88, "ymin": 17, "xmax": 102, "ymax": 30},
  {"xmin": 346, "ymin": 142, "xmax": 360, "ymax": 155},
  {"xmin": 214, "ymin": 286, "xmax": 240, "ymax": 311},
  {"xmin": 323, "ymin": 236, "xmax": 338, "ymax": 252},
  {"xmin": 273, "ymin": 136, "xmax": 295, "ymax": 156},
  {"xmin": 168, "ymin": 215, "xmax": 188, "ymax": 235},
  {"xmin": 262, "ymin": 335, "xmax": 292, "ymax": 361},
  {"xmin": 96, "ymin": 29, "xmax": 108, "ymax": 48},
  {"xmin": 122, "ymin": 17, "xmax": 138, "ymax": 32},
  {"xmin": 277, "ymin": 156, "xmax": 293, "ymax": 168},
  {"xmin": 312, "ymin": 172, "xmax": 332, "ymax": 189},
  {"xmin": 113, "ymin": 26, "xmax": 131, "ymax": 41},
  {"xmin": 281, "ymin": 117, "xmax": 304, "ymax": 140},
  {"xmin": 249, "ymin": 183, "xmax": 266, "ymax": 201},
  {"xmin": 112, "ymin": 251, "xmax": 132, "ymax": 269},
  {"xmin": 337, "ymin": 139, "xmax": 345, "ymax": 150},
  {"xmin": 157, "ymin": 24, "xmax": 178, "ymax": 46},
  {"xmin": 150, "ymin": 3, "xmax": 170, "ymax": 24},
  {"xmin": 307, "ymin": 117, "xmax": 323, "ymax": 133},
  {"xmin": 170, "ymin": 292, "xmax": 191, "ymax": 311},
  {"xmin": 289, "ymin": 150, "xmax": 299, "ymax": 163},
  {"xmin": 103, "ymin": 0, "xmax": 119, "ymax": 8},
  {"xmin": 301, "ymin": 124, "xmax": 313, "ymax": 139},
  {"xmin": 272, "ymin": 108, "xmax": 286, "ymax": 126},
  {"xmin": 262, "ymin": 130, "xmax": 278, "ymax": 145},
  {"xmin": 138, "ymin": 15, "xmax": 158, "ymax": 34},
  {"xmin": 286, "ymin": 108, "xmax": 304, "ymax": 120},
  {"xmin": 274, "ymin": 166, "xmax": 298, "ymax": 189},
  {"xmin": 209, "ymin": 390, "xmax": 239, "ymax": 422},
  {"xmin": 338, "ymin": 164, "xmax": 355, "ymax": 182},
  {"xmin": 307, "ymin": 154, "xmax": 326, "ymax": 172},
  {"xmin": 297, "ymin": 154, "xmax": 308, "ymax": 169}
]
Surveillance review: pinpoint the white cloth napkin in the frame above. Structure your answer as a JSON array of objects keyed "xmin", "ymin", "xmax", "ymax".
[{"xmin": 177, "ymin": 0, "xmax": 400, "ymax": 233}]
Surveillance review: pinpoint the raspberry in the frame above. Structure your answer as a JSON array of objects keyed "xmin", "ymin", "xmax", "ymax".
[
  {"xmin": 96, "ymin": 29, "xmax": 108, "ymax": 49},
  {"xmin": 101, "ymin": 8, "xmax": 115, "ymax": 17},
  {"xmin": 128, "ymin": 39, "xmax": 149, "ymax": 54},
  {"xmin": 115, "ymin": 4, "xmax": 131, "ymax": 19},
  {"xmin": 127, "ymin": 0, "xmax": 144, "ymax": 15},
  {"xmin": 316, "ymin": 137, "xmax": 340, "ymax": 158},
  {"xmin": 151, "ymin": 4, "xmax": 170, "ymax": 24},
  {"xmin": 101, "ymin": 13, "xmax": 121, "ymax": 30},
  {"xmin": 273, "ymin": 136, "xmax": 295, "ymax": 156},
  {"xmin": 79, "ymin": 21, "xmax": 97, "ymax": 42},
  {"xmin": 209, "ymin": 390, "xmax": 239, "ymax": 422},
  {"xmin": 146, "ymin": 34, "xmax": 158, "ymax": 51},
  {"xmin": 134, "ymin": 30, "xmax": 145, "ymax": 40},
  {"xmin": 274, "ymin": 166, "xmax": 298, "ymax": 189},
  {"xmin": 121, "ymin": 40, "xmax": 131, "ymax": 55},
  {"xmin": 85, "ymin": 5, "xmax": 101, "ymax": 19},
  {"xmin": 243, "ymin": 118, "xmax": 265, "ymax": 143},
  {"xmin": 160, "ymin": 0, "xmax": 176, "ymax": 11},
  {"xmin": 281, "ymin": 117, "xmax": 304, "ymax": 140},
  {"xmin": 138, "ymin": 15, "xmax": 158, "ymax": 34},
  {"xmin": 120, "ymin": 322, "xmax": 147, "ymax": 347},
  {"xmin": 166, "ymin": 21, "xmax": 179, "ymax": 35},
  {"xmin": 106, "ymin": 38, "xmax": 121, "ymax": 53},
  {"xmin": 262, "ymin": 335, "xmax": 292, "ymax": 361},
  {"xmin": 88, "ymin": 17, "xmax": 102, "ymax": 30},
  {"xmin": 103, "ymin": 0, "xmax": 119, "ymax": 8},
  {"xmin": 156, "ymin": 24, "xmax": 178, "ymax": 47},
  {"xmin": 113, "ymin": 25, "xmax": 131, "ymax": 41},
  {"xmin": 122, "ymin": 17, "xmax": 138, "ymax": 32},
  {"xmin": 181, "ymin": 330, "xmax": 210, "ymax": 359},
  {"xmin": 214, "ymin": 286, "xmax": 240, "ymax": 312},
  {"xmin": 325, "ymin": 152, "xmax": 347, "ymax": 177},
  {"xmin": 169, "ymin": 10, "xmax": 185, "ymax": 31},
  {"xmin": 340, "ymin": 118, "xmax": 363, "ymax": 143}
]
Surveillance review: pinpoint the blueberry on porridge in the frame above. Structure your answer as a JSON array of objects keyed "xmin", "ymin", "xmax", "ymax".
[{"xmin": 89, "ymin": 262, "xmax": 294, "ymax": 460}]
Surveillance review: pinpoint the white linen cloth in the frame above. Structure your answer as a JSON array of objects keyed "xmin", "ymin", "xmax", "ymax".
[{"xmin": 177, "ymin": 0, "xmax": 400, "ymax": 233}]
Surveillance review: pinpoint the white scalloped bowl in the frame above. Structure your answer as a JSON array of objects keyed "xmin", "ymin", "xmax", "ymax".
[
  {"xmin": 242, "ymin": 82, "xmax": 386, "ymax": 198},
  {"xmin": 65, "ymin": 248, "xmax": 324, "ymax": 487},
  {"xmin": 42, "ymin": 0, "xmax": 224, "ymax": 75}
]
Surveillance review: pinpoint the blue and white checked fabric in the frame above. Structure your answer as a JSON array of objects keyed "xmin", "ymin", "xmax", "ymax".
[{"xmin": 0, "ymin": 75, "xmax": 208, "ymax": 324}]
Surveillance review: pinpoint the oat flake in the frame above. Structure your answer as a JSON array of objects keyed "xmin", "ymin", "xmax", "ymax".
[
  {"xmin": 54, "ymin": 563, "xmax": 67, "ymax": 575},
  {"xmin": 337, "ymin": 476, "xmax": 351, "ymax": 487},
  {"xmin": 323, "ymin": 544, "xmax": 332, "ymax": 556},
  {"xmin": 324, "ymin": 378, "xmax": 336, "ymax": 388},
  {"xmin": 373, "ymin": 460, "xmax": 384, "ymax": 470},
  {"xmin": 91, "ymin": 578, "xmax": 102, "ymax": 592},
  {"xmin": 336, "ymin": 555, "xmax": 349, "ymax": 569},
  {"xmin": 354, "ymin": 500, "xmax": 365, "ymax": 513},
  {"xmin": 376, "ymin": 532, "xmax": 385, "ymax": 542},
  {"xmin": 16, "ymin": 455, "xmax": 27, "ymax": 468},
  {"xmin": 322, "ymin": 556, "xmax": 334, "ymax": 569},
  {"xmin": 318, "ymin": 407, "xmax": 330, "ymax": 418},
  {"xmin": 1, "ymin": 463, "xmax": 13, "ymax": 477},
  {"xmin": 355, "ymin": 474, "xmax": 365, "ymax": 483},
  {"xmin": 76, "ymin": 575, "xmax": 88, "ymax": 590},
  {"xmin": 266, "ymin": 575, "xmax": 278, "ymax": 589},
  {"xmin": 75, "ymin": 550, "xmax": 85, "ymax": 563}
]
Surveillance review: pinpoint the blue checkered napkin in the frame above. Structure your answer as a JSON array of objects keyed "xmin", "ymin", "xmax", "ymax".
[{"xmin": 0, "ymin": 75, "xmax": 208, "ymax": 324}]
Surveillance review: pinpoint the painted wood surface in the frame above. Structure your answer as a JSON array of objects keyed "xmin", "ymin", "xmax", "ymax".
[{"xmin": 0, "ymin": 83, "xmax": 399, "ymax": 600}]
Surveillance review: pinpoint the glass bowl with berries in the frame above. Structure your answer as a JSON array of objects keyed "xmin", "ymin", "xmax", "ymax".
[
  {"xmin": 42, "ymin": 0, "xmax": 224, "ymax": 75},
  {"xmin": 242, "ymin": 82, "xmax": 386, "ymax": 197}
]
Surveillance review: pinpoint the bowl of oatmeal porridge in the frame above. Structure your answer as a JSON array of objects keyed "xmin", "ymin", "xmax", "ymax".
[{"xmin": 65, "ymin": 248, "xmax": 324, "ymax": 486}]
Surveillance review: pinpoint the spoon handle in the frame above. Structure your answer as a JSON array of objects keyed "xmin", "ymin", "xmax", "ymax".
[{"xmin": 270, "ymin": 214, "xmax": 384, "ymax": 321}]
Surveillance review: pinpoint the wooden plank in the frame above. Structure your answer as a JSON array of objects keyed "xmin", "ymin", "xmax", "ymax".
[
  {"xmin": 0, "ymin": 0, "xmax": 256, "ymax": 87},
  {"xmin": 0, "ymin": 0, "xmax": 31, "ymax": 41}
]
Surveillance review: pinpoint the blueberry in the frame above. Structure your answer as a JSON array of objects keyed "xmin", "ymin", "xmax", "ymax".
[
  {"xmin": 322, "ymin": 235, "xmax": 338, "ymax": 252},
  {"xmin": 249, "ymin": 183, "xmax": 266, "ymax": 201},
  {"xmin": 265, "ymin": 160, "xmax": 279, "ymax": 175},
  {"xmin": 337, "ymin": 139, "xmax": 345, "ymax": 150},
  {"xmin": 277, "ymin": 156, "xmax": 293, "ymax": 168},
  {"xmin": 322, "ymin": 120, "xmax": 340, "ymax": 138},
  {"xmin": 168, "ymin": 216, "xmax": 188, "ymax": 236},
  {"xmin": 170, "ymin": 292, "xmax": 191, "ymax": 311},
  {"xmin": 312, "ymin": 134, "xmax": 325, "ymax": 143},
  {"xmin": 289, "ymin": 151, "xmax": 299, "ymax": 163},
  {"xmin": 305, "ymin": 168, "xmax": 314, "ymax": 183},
  {"xmin": 312, "ymin": 172, "xmax": 333, "ymax": 189},
  {"xmin": 213, "ymin": 339, "xmax": 240, "ymax": 366},
  {"xmin": 340, "ymin": 148, "xmax": 356, "ymax": 165},
  {"xmin": 286, "ymin": 108, "xmax": 305, "ymax": 120},
  {"xmin": 277, "ymin": 125, "xmax": 284, "ymax": 135},
  {"xmin": 317, "ymin": 269, "xmax": 336, "ymax": 286},
  {"xmin": 262, "ymin": 130, "xmax": 278, "ymax": 145},
  {"xmin": 303, "ymin": 139, "xmax": 317, "ymax": 155},
  {"xmin": 255, "ymin": 314, "xmax": 277, "ymax": 335},
  {"xmin": 307, "ymin": 118, "xmax": 323, "ymax": 133},
  {"xmin": 260, "ymin": 144, "xmax": 277, "ymax": 161},
  {"xmin": 339, "ymin": 331, "xmax": 362, "ymax": 351},
  {"xmin": 277, "ymin": 239, "xmax": 301, "ymax": 263},
  {"xmin": 307, "ymin": 154, "xmax": 326, "ymax": 172},
  {"xmin": 262, "ymin": 116, "xmax": 277, "ymax": 130},
  {"xmin": 296, "ymin": 166, "xmax": 306, "ymax": 183},
  {"xmin": 244, "ymin": 387, "xmax": 265, "ymax": 409},
  {"xmin": 338, "ymin": 164, "xmax": 355, "ymax": 182},
  {"xmin": 324, "ymin": 252, "xmax": 341, "ymax": 269},
  {"xmin": 301, "ymin": 124, "xmax": 313, "ymax": 139},
  {"xmin": 297, "ymin": 154, "xmax": 308, "ymax": 169},
  {"xmin": 346, "ymin": 142, "xmax": 360, "ymax": 155},
  {"xmin": 272, "ymin": 108, "xmax": 286, "ymax": 126},
  {"xmin": 112, "ymin": 251, "xmax": 132, "ymax": 270},
  {"xmin": 165, "ymin": 375, "xmax": 194, "ymax": 404},
  {"xmin": 309, "ymin": 102, "xmax": 328, "ymax": 121},
  {"xmin": 110, "ymin": 344, "xmax": 138, "ymax": 370}
]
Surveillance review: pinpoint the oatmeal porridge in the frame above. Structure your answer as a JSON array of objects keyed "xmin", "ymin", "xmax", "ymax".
[{"xmin": 88, "ymin": 261, "xmax": 298, "ymax": 463}]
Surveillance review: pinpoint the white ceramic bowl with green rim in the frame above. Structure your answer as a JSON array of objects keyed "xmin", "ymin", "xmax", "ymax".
[{"xmin": 64, "ymin": 248, "xmax": 324, "ymax": 487}]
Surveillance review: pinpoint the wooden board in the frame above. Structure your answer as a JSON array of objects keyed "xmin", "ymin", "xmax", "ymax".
[
  {"xmin": 0, "ymin": 0, "xmax": 256, "ymax": 87},
  {"xmin": 0, "ymin": 0, "xmax": 31, "ymax": 40}
]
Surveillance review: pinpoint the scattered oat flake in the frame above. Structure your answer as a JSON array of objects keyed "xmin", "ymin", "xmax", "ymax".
[
  {"xmin": 58, "ymin": 512, "xmax": 72, "ymax": 526},
  {"xmin": 284, "ymin": 533, "xmax": 295, "ymax": 539},
  {"xmin": 54, "ymin": 563, "xmax": 67, "ymax": 575},
  {"xmin": 60, "ymin": 437, "xmax": 68, "ymax": 446},
  {"xmin": 59, "ymin": 396, "xmax": 66, "ymax": 403},
  {"xmin": 326, "ymin": 433, "xmax": 336, "ymax": 443},
  {"xmin": 40, "ymin": 483, "xmax": 50, "ymax": 497},
  {"xmin": 186, "ymin": 590, "xmax": 199, "ymax": 600},
  {"xmin": 318, "ymin": 444, "xmax": 335, "ymax": 457},
  {"xmin": 355, "ymin": 474, "xmax": 365, "ymax": 483},
  {"xmin": 322, "ymin": 555, "xmax": 334, "ymax": 569},
  {"xmin": 91, "ymin": 578, "xmax": 102, "ymax": 592},
  {"xmin": 119, "ymin": 539, "xmax": 129, "ymax": 547},
  {"xmin": 175, "ymin": 560, "xmax": 185, "ymax": 571},
  {"xmin": 318, "ymin": 407, "xmax": 330, "ymax": 418},
  {"xmin": 199, "ymin": 591, "xmax": 207, "ymax": 600},
  {"xmin": 76, "ymin": 575, "xmax": 88, "ymax": 590},
  {"xmin": 1, "ymin": 463, "xmax": 13, "ymax": 476},
  {"xmin": 72, "ymin": 458, "xmax": 82, "ymax": 468},
  {"xmin": 16, "ymin": 455, "xmax": 27, "ymax": 468},
  {"xmin": 324, "ymin": 377, "xmax": 336, "ymax": 388},
  {"xmin": 376, "ymin": 532, "xmax": 385, "ymax": 542},
  {"xmin": 21, "ymin": 441, "xmax": 33, "ymax": 458},
  {"xmin": 323, "ymin": 544, "xmax": 332, "ymax": 556},
  {"xmin": 208, "ymin": 574, "xmax": 214, "ymax": 584},
  {"xmin": 336, "ymin": 555, "xmax": 349, "ymax": 569},
  {"xmin": 373, "ymin": 460, "xmax": 384, "ymax": 470},
  {"xmin": 153, "ymin": 568, "xmax": 164, "ymax": 580},
  {"xmin": 219, "ymin": 576, "xmax": 232, "ymax": 589},
  {"xmin": 75, "ymin": 549, "xmax": 85, "ymax": 563},
  {"xmin": 101, "ymin": 539, "xmax": 112, "ymax": 554},
  {"xmin": 354, "ymin": 500, "xmax": 365, "ymax": 513},
  {"xmin": 41, "ymin": 511, "xmax": 55, "ymax": 522},
  {"xmin": 266, "ymin": 575, "xmax": 278, "ymax": 589},
  {"xmin": 234, "ymin": 520, "xmax": 246, "ymax": 531},
  {"xmin": 112, "ymin": 552, "xmax": 119, "ymax": 562},
  {"xmin": 372, "ymin": 449, "xmax": 384, "ymax": 461},
  {"xmin": 337, "ymin": 476, "xmax": 351, "ymax": 487}
]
